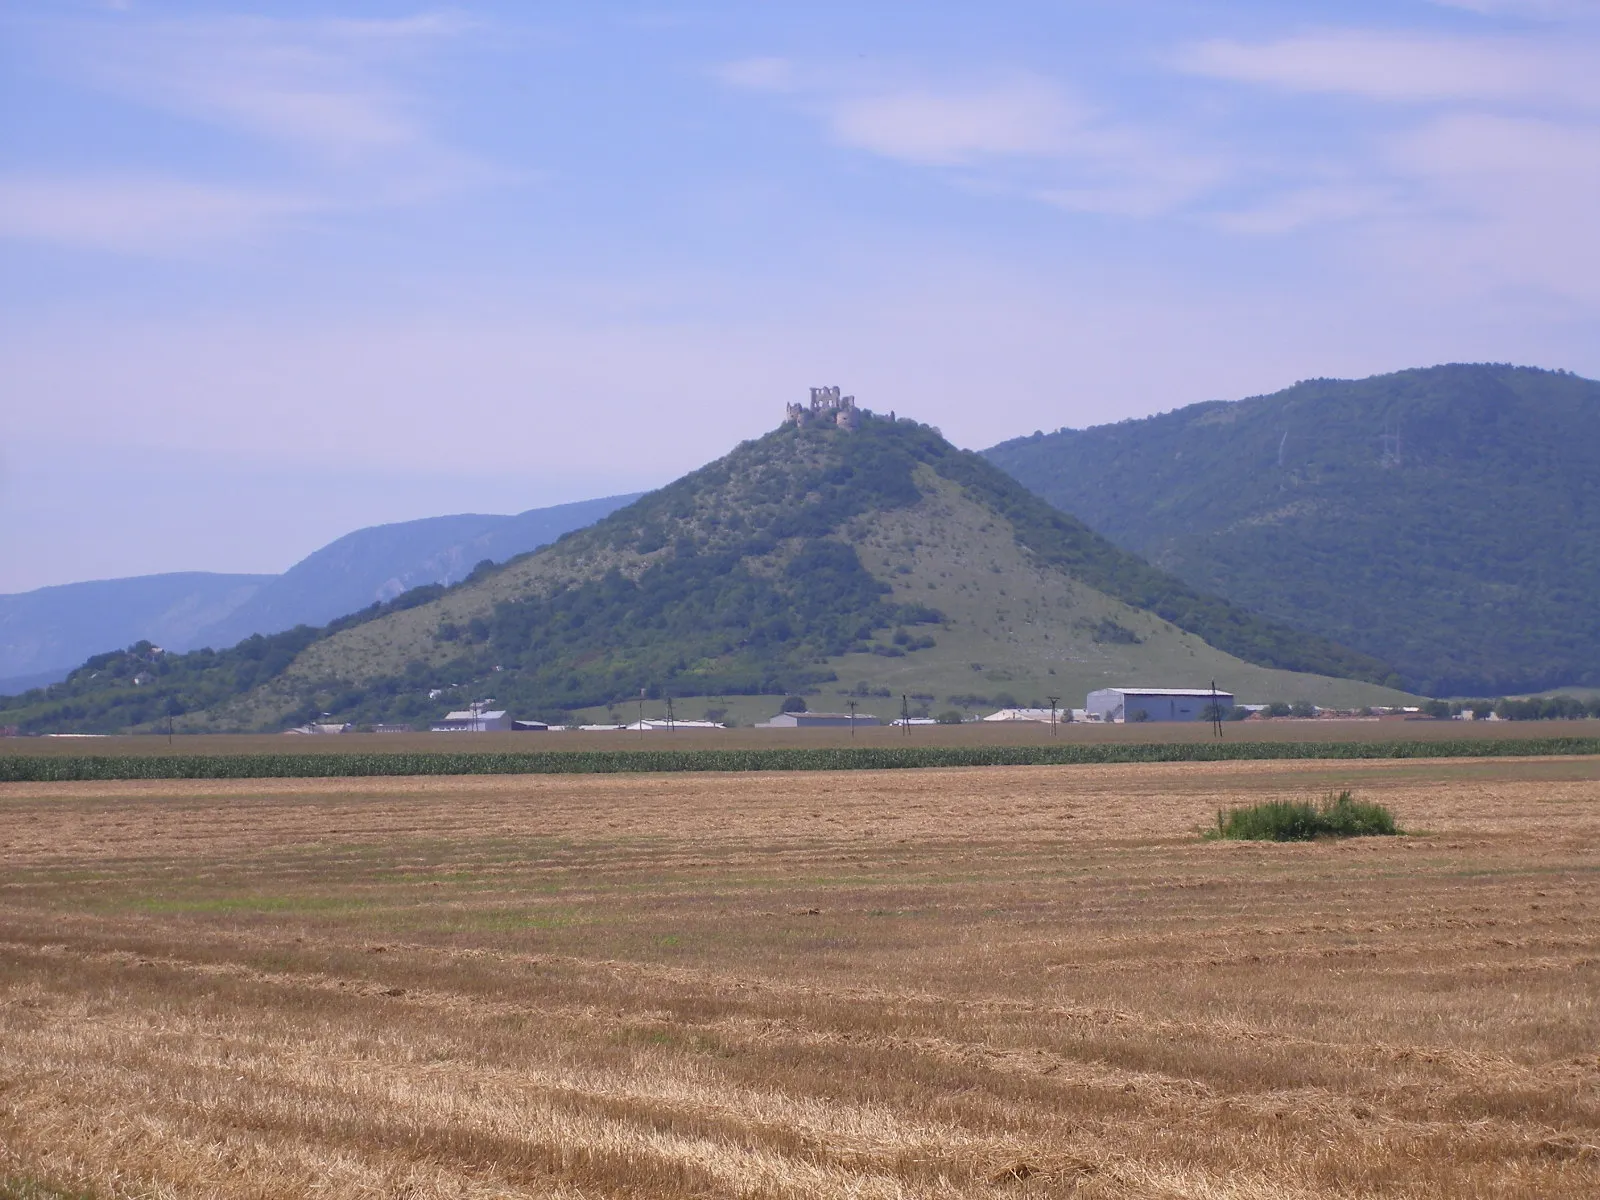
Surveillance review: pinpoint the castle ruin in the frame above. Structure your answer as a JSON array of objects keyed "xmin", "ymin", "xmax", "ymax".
[{"xmin": 785, "ymin": 386, "xmax": 860, "ymax": 431}]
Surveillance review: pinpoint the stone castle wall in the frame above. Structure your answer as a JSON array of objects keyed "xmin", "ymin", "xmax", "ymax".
[{"xmin": 786, "ymin": 387, "xmax": 860, "ymax": 429}]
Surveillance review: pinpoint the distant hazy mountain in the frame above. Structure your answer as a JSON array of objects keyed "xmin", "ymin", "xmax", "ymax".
[
  {"xmin": 0, "ymin": 494, "xmax": 641, "ymax": 697},
  {"xmin": 190, "ymin": 495, "xmax": 642, "ymax": 651},
  {"xmin": 0, "ymin": 572, "xmax": 272, "ymax": 693},
  {"xmin": 985, "ymin": 364, "xmax": 1600, "ymax": 696}
]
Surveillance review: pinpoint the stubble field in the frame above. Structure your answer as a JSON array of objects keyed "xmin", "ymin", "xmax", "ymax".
[{"xmin": 2, "ymin": 756, "xmax": 1598, "ymax": 1198}]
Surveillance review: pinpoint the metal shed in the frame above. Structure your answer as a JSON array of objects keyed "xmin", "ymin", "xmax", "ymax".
[{"xmin": 1086, "ymin": 688, "xmax": 1234, "ymax": 723}]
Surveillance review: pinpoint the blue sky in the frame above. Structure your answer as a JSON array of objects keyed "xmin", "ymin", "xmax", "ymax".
[{"xmin": 3, "ymin": 0, "xmax": 1598, "ymax": 592}]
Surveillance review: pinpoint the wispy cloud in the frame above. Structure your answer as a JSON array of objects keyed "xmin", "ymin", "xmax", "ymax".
[
  {"xmin": 1177, "ymin": 24, "xmax": 1600, "ymax": 304},
  {"xmin": 718, "ymin": 60, "xmax": 1222, "ymax": 216},
  {"xmin": 45, "ymin": 12, "xmax": 469, "ymax": 160},
  {"xmin": 825, "ymin": 78, "xmax": 1083, "ymax": 166},
  {"xmin": 1381, "ymin": 112, "xmax": 1600, "ymax": 293},
  {"xmin": 2, "ymin": 11, "xmax": 481, "ymax": 253},
  {"xmin": 1178, "ymin": 29, "xmax": 1600, "ymax": 109},
  {"xmin": 720, "ymin": 24, "xmax": 1600, "ymax": 307},
  {"xmin": 0, "ymin": 176, "xmax": 316, "ymax": 253},
  {"xmin": 1211, "ymin": 181, "xmax": 1403, "ymax": 236},
  {"xmin": 714, "ymin": 56, "xmax": 793, "ymax": 93},
  {"xmin": 1430, "ymin": 0, "xmax": 1600, "ymax": 18}
]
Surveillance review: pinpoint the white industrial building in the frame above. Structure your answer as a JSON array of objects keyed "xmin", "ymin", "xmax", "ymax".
[
  {"xmin": 1086, "ymin": 687, "xmax": 1234, "ymax": 723},
  {"xmin": 982, "ymin": 707, "xmax": 1060, "ymax": 723},
  {"xmin": 756, "ymin": 711, "xmax": 880, "ymax": 729},
  {"xmin": 620, "ymin": 719, "xmax": 726, "ymax": 731},
  {"xmin": 431, "ymin": 709, "xmax": 512, "ymax": 732}
]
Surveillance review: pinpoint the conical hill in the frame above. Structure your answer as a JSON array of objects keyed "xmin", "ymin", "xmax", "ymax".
[{"xmin": 2, "ymin": 412, "xmax": 1411, "ymax": 733}]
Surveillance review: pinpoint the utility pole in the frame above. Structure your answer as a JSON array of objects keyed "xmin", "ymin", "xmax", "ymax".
[
  {"xmin": 901, "ymin": 694, "xmax": 911, "ymax": 736},
  {"xmin": 848, "ymin": 698, "xmax": 858, "ymax": 738},
  {"xmin": 1047, "ymin": 695, "xmax": 1060, "ymax": 738},
  {"xmin": 1211, "ymin": 679, "xmax": 1224, "ymax": 739},
  {"xmin": 638, "ymin": 688, "xmax": 646, "ymax": 739},
  {"xmin": 665, "ymin": 695, "xmax": 675, "ymax": 733}
]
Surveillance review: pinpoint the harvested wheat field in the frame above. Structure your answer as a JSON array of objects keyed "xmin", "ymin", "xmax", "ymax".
[{"xmin": 2, "ymin": 757, "xmax": 1598, "ymax": 1198}]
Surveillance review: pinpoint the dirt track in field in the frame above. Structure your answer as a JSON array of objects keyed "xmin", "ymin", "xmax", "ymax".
[{"xmin": 3, "ymin": 758, "xmax": 1598, "ymax": 1197}]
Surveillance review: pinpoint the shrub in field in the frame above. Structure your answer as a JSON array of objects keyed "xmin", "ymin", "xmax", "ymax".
[{"xmin": 1210, "ymin": 790, "xmax": 1399, "ymax": 842}]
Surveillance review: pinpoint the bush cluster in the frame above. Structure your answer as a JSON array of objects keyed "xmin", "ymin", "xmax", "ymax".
[{"xmin": 1210, "ymin": 790, "xmax": 1399, "ymax": 841}]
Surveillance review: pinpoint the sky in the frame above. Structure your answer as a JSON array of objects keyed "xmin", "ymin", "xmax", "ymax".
[{"xmin": 3, "ymin": 0, "xmax": 1599, "ymax": 592}]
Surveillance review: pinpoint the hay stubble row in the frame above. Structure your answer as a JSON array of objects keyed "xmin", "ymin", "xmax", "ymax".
[{"xmin": 2, "ymin": 758, "xmax": 1598, "ymax": 1197}]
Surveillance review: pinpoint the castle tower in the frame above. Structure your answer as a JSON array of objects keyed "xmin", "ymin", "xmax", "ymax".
[
  {"xmin": 809, "ymin": 385, "xmax": 843, "ymax": 412},
  {"xmin": 792, "ymin": 386, "xmax": 860, "ymax": 430}
]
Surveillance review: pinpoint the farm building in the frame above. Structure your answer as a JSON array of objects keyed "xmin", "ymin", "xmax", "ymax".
[
  {"xmin": 620, "ymin": 719, "xmax": 726, "ymax": 731},
  {"xmin": 1086, "ymin": 688, "xmax": 1234, "ymax": 723},
  {"xmin": 431, "ymin": 709, "xmax": 512, "ymax": 732},
  {"xmin": 756, "ymin": 711, "xmax": 880, "ymax": 729},
  {"xmin": 982, "ymin": 707, "xmax": 1059, "ymax": 723}
]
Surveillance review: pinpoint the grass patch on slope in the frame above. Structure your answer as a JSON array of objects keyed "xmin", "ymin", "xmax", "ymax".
[{"xmin": 1209, "ymin": 790, "xmax": 1399, "ymax": 841}]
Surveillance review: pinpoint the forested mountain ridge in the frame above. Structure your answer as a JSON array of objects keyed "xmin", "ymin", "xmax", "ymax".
[
  {"xmin": 985, "ymin": 364, "xmax": 1600, "ymax": 695},
  {"xmin": 1, "ymin": 413, "xmax": 1407, "ymax": 733}
]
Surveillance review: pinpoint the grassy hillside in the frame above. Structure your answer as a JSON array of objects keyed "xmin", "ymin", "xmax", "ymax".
[
  {"xmin": 0, "ymin": 415, "xmax": 1409, "ymax": 733},
  {"xmin": 986, "ymin": 364, "xmax": 1600, "ymax": 696}
]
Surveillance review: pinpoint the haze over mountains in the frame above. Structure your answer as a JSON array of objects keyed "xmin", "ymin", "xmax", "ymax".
[
  {"xmin": 0, "ymin": 574, "xmax": 275, "ymax": 696},
  {"xmin": 8, "ymin": 362, "xmax": 1595, "ymax": 733},
  {"xmin": 0, "ymin": 410, "xmax": 1410, "ymax": 734},
  {"xmin": 0, "ymin": 495, "xmax": 639, "ymax": 695},
  {"xmin": 986, "ymin": 365, "xmax": 1600, "ymax": 697}
]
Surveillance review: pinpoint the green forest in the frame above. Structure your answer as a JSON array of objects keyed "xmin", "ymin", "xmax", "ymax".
[{"xmin": 987, "ymin": 364, "xmax": 1600, "ymax": 695}]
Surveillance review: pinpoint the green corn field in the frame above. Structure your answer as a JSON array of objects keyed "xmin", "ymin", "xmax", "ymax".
[{"xmin": 3, "ymin": 737, "xmax": 1599, "ymax": 781}]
